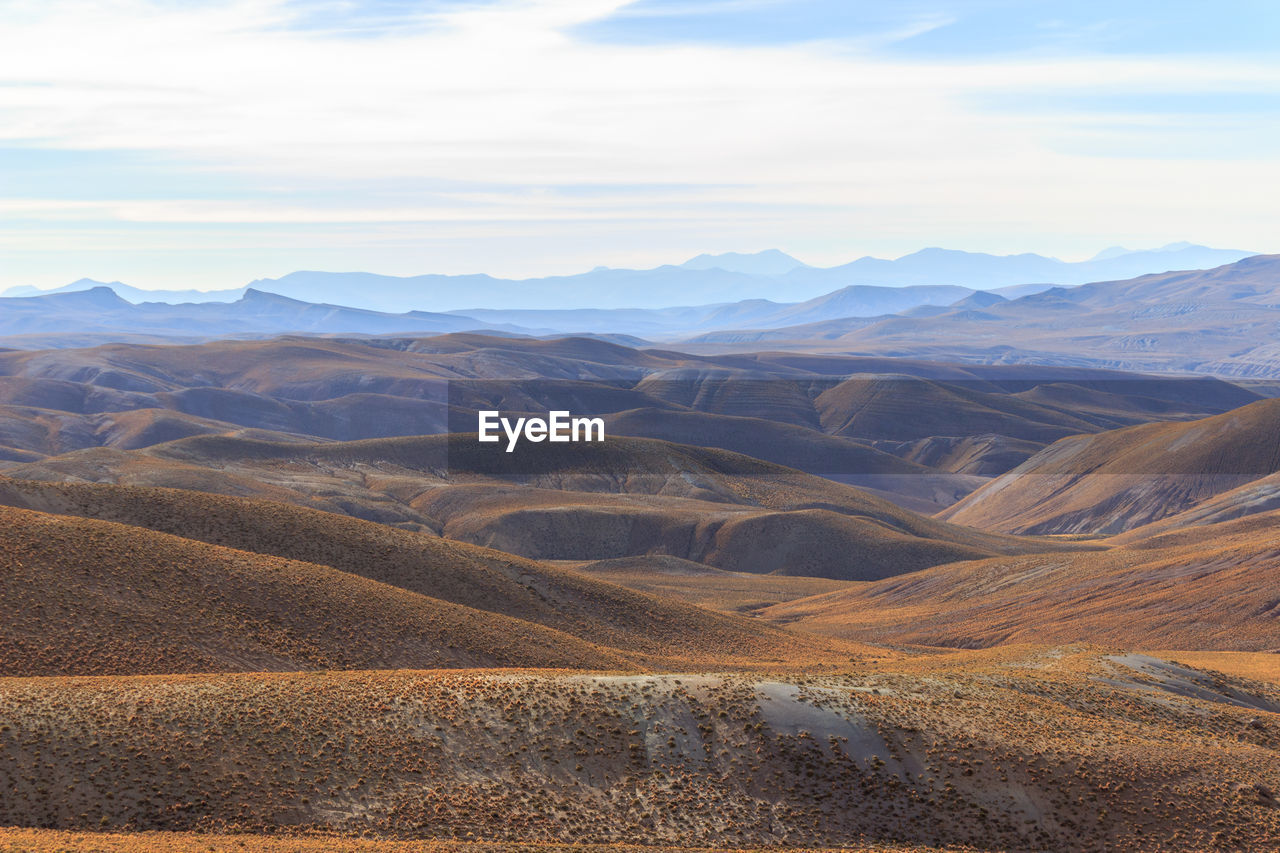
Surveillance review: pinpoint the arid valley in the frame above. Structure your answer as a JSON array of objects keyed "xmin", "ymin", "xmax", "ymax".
[
  {"xmin": 9, "ymin": 0, "xmax": 1280, "ymax": 846},
  {"xmin": 1, "ymin": 254, "xmax": 1279, "ymax": 851}
]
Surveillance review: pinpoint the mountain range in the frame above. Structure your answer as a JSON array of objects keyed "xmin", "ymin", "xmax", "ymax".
[
  {"xmin": 682, "ymin": 254, "xmax": 1280, "ymax": 377},
  {"xmin": 7, "ymin": 248, "xmax": 1280, "ymax": 374},
  {"xmin": 0, "ymin": 286, "xmax": 490, "ymax": 347},
  {"xmin": 3, "ymin": 242, "xmax": 1253, "ymax": 314}
]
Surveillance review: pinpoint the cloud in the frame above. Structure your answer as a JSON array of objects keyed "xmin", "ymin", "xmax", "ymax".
[{"xmin": 0, "ymin": 0, "xmax": 1277, "ymax": 288}]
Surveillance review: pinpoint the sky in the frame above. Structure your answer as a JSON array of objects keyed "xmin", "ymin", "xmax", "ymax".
[{"xmin": 1, "ymin": 0, "xmax": 1278, "ymax": 291}]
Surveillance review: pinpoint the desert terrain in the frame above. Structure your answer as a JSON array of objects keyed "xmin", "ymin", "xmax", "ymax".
[
  {"xmin": 9, "ymin": 0, "xmax": 1279, "ymax": 840},
  {"xmin": 1, "ymin": 268, "xmax": 1279, "ymax": 851}
]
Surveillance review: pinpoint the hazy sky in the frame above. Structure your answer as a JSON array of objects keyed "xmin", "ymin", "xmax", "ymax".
[{"xmin": 2, "ymin": 0, "xmax": 1278, "ymax": 290}]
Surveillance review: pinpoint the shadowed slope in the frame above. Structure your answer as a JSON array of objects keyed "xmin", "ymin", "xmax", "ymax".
[
  {"xmin": 570, "ymin": 554, "xmax": 854, "ymax": 612},
  {"xmin": 602, "ymin": 407, "xmax": 983, "ymax": 511},
  {"xmin": 814, "ymin": 376, "xmax": 1105, "ymax": 443},
  {"xmin": 871, "ymin": 434, "xmax": 1043, "ymax": 476},
  {"xmin": 1102, "ymin": 470, "xmax": 1280, "ymax": 544},
  {"xmin": 0, "ymin": 337, "xmax": 1254, "ymax": 473},
  {"xmin": 603, "ymin": 406, "xmax": 924, "ymax": 476}
]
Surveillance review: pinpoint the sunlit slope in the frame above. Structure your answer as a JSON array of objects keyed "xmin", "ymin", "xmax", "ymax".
[
  {"xmin": 0, "ymin": 831, "xmax": 980, "ymax": 853},
  {"xmin": 0, "ymin": 480, "xmax": 848, "ymax": 668},
  {"xmin": 4, "ymin": 434, "xmax": 1085, "ymax": 581},
  {"xmin": 940, "ymin": 398, "xmax": 1280, "ymax": 534},
  {"xmin": 764, "ymin": 511, "xmax": 1280, "ymax": 650},
  {"xmin": 0, "ymin": 648, "xmax": 1275, "ymax": 849},
  {"xmin": 0, "ymin": 336, "xmax": 1256, "ymax": 491},
  {"xmin": 0, "ymin": 504, "xmax": 629, "ymax": 676}
]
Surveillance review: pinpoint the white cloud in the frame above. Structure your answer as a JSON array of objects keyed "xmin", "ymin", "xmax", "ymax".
[{"xmin": 0, "ymin": 0, "xmax": 1278, "ymax": 288}]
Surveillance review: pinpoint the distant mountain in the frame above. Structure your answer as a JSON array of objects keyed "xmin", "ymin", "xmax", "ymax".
[
  {"xmin": 1, "ymin": 278, "xmax": 246, "ymax": 303},
  {"xmin": 6, "ymin": 242, "xmax": 1254, "ymax": 315},
  {"xmin": 950, "ymin": 290, "xmax": 1008, "ymax": 309},
  {"xmin": 0, "ymin": 286, "xmax": 488, "ymax": 346},
  {"xmin": 779, "ymin": 244, "xmax": 1256, "ymax": 292},
  {"xmin": 761, "ymin": 284, "xmax": 972, "ymax": 326},
  {"xmin": 679, "ymin": 249, "xmax": 807, "ymax": 275},
  {"xmin": 247, "ymin": 267, "xmax": 789, "ymax": 312},
  {"xmin": 1090, "ymin": 241, "xmax": 1210, "ymax": 262},
  {"xmin": 679, "ymin": 254, "xmax": 1280, "ymax": 377},
  {"xmin": 449, "ymin": 284, "xmax": 977, "ymax": 337},
  {"xmin": 248, "ymin": 244, "xmax": 1257, "ymax": 312},
  {"xmin": 4, "ymin": 251, "xmax": 1275, "ymax": 360},
  {"xmin": 0, "ymin": 277, "xmax": 1014, "ymax": 340},
  {"xmin": 989, "ymin": 281, "xmax": 1061, "ymax": 299}
]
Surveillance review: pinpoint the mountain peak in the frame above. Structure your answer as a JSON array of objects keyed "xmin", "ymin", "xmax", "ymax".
[
  {"xmin": 906, "ymin": 247, "xmax": 966, "ymax": 257},
  {"xmin": 66, "ymin": 277, "xmax": 123, "ymax": 288},
  {"xmin": 41, "ymin": 285, "xmax": 131, "ymax": 309},
  {"xmin": 1093, "ymin": 242, "xmax": 1224, "ymax": 262},
  {"xmin": 951, "ymin": 290, "xmax": 1008, "ymax": 309},
  {"xmin": 679, "ymin": 249, "xmax": 805, "ymax": 276},
  {"xmin": 240, "ymin": 287, "xmax": 308, "ymax": 306}
]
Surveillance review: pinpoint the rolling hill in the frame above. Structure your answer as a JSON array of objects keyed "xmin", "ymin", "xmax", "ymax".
[
  {"xmin": 0, "ymin": 335, "xmax": 1252, "ymax": 522},
  {"xmin": 2, "ymin": 433, "xmax": 1085, "ymax": 581},
  {"xmin": 940, "ymin": 397, "xmax": 1280, "ymax": 534},
  {"xmin": 0, "ymin": 502, "xmax": 629, "ymax": 676},
  {"xmin": 601, "ymin": 407, "xmax": 981, "ymax": 511},
  {"xmin": 764, "ymin": 507, "xmax": 1280, "ymax": 651},
  {"xmin": 0, "ymin": 473, "xmax": 849, "ymax": 666},
  {"xmin": 0, "ymin": 325, "xmax": 1276, "ymax": 853}
]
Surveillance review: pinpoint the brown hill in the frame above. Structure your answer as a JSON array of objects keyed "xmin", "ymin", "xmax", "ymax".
[
  {"xmin": 1102, "ymin": 471, "xmax": 1280, "ymax": 544},
  {"xmin": 0, "ymin": 478, "xmax": 844, "ymax": 668},
  {"xmin": 604, "ymin": 406, "xmax": 923, "ymax": 476},
  {"xmin": 0, "ymin": 336, "xmax": 660, "ymax": 401},
  {"xmin": 571, "ymin": 554, "xmax": 853, "ymax": 612},
  {"xmin": 871, "ymin": 433, "xmax": 1042, "ymax": 476},
  {"xmin": 0, "ymin": 387, "xmax": 424, "ymax": 460},
  {"xmin": 1102, "ymin": 505, "xmax": 1280, "ymax": 561},
  {"xmin": 633, "ymin": 369, "xmax": 827, "ymax": 428},
  {"xmin": 814, "ymin": 376, "xmax": 1104, "ymax": 443},
  {"xmin": 0, "ymin": 337, "xmax": 1254, "ymax": 486},
  {"xmin": 0, "ymin": 832, "xmax": 980, "ymax": 853},
  {"xmin": 0, "ymin": 403, "xmax": 282, "ymax": 461},
  {"xmin": 939, "ymin": 397, "xmax": 1280, "ymax": 534},
  {"xmin": 3, "ymin": 434, "xmax": 1085, "ymax": 581},
  {"xmin": 426, "ymin": 489, "xmax": 1002, "ymax": 579},
  {"xmin": 602, "ymin": 407, "xmax": 983, "ymax": 511},
  {"xmin": 0, "ymin": 374, "xmax": 154, "ymax": 412},
  {"xmin": 0, "ymin": 503, "xmax": 630, "ymax": 676},
  {"xmin": 763, "ymin": 514, "xmax": 1280, "ymax": 650},
  {"xmin": 0, "ymin": 648, "xmax": 1275, "ymax": 849}
]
